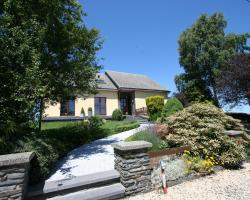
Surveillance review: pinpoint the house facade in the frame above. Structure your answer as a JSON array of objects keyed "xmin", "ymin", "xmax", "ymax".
[{"xmin": 44, "ymin": 70, "xmax": 169, "ymax": 117}]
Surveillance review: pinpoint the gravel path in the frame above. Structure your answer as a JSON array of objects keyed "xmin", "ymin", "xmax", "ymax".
[
  {"xmin": 126, "ymin": 163, "xmax": 250, "ymax": 200},
  {"xmin": 47, "ymin": 123, "xmax": 153, "ymax": 182}
]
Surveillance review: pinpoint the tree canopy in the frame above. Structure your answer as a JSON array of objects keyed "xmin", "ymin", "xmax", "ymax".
[
  {"xmin": 0, "ymin": 0, "xmax": 101, "ymax": 133},
  {"xmin": 216, "ymin": 53, "xmax": 250, "ymax": 107},
  {"xmin": 176, "ymin": 13, "xmax": 249, "ymax": 106}
]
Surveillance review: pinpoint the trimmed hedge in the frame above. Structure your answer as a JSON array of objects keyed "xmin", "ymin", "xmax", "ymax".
[{"xmin": 146, "ymin": 96, "xmax": 164, "ymax": 121}]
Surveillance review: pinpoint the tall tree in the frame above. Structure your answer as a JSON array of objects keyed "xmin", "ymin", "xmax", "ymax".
[
  {"xmin": 216, "ymin": 53, "xmax": 250, "ymax": 107},
  {"xmin": 176, "ymin": 13, "xmax": 249, "ymax": 106},
  {"xmin": 0, "ymin": 0, "xmax": 101, "ymax": 133}
]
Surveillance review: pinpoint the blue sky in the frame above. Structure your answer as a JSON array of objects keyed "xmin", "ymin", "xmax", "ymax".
[{"xmin": 80, "ymin": 0, "xmax": 250, "ymax": 113}]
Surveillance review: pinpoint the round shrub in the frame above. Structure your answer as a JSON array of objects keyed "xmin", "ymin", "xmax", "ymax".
[
  {"xmin": 88, "ymin": 116, "xmax": 105, "ymax": 139},
  {"xmin": 146, "ymin": 96, "xmax": 164, "ymax": 121},
  {"xmin": 112, "ymin": 109, "xmax": 123, "ymax": 121},
  {"xmin": 89, "ymin": 116, "xmax": 103, "ymax": 130},
  {"xmin": 161, "ymin": 97, "xmax": 183, "ymax": 120},
  {"xmin": 164, "ymin": 103, "xmax": 246, "ymax": 168}
]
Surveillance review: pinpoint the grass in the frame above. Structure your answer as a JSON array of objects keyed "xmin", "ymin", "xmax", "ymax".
[
  {"xmin": 0, "ymin": 119, "xmax": 140, "ymax": 184},
  {"xmin": 125, "ymin": 130, "xmax": 168, "ymax": 152}
]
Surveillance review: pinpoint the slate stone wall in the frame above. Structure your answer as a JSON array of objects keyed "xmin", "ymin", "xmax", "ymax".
[
  {"xmin": 0, "ymin": 152, "xmax": 35, "ymax": 200},
  {"xmin": 113, "ymin": 141, "xmax": 152, "ymax": 196}
]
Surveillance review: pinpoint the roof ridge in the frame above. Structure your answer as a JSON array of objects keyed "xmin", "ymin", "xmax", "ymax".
[{"xmin": 105, "ymin": 70, "xmax": 148, "ymax": 77}]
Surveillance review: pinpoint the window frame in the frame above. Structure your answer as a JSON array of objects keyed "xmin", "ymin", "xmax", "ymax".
[
  {"xmin": 94, "ymin": 97, "xmax": 107, "ymax": 115},
  {"xmin": 60, "ymin": 97, "xmax": 75, "ymax": 116}
]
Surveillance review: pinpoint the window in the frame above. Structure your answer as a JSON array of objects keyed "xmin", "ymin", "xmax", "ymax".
[
  {"xmin": 60, "ymin": 97, "xmax": 75, "ymax": 116},
  {"xmin": 94, "ymin": 97, "xmax": 106, "ymax": 115}
]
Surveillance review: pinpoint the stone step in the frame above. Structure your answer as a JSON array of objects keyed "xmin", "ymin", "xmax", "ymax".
[
  {"xmin": 47, "ymin": 183, "xmax": 125, "ymax": 200},
  {"xmin": 27, "ymin": 170, "xmax": 121, "ymax": 199}
]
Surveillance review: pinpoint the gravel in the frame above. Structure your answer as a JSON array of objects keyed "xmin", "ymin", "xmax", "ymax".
[{"xmin": 125, "ymin": 163, "xmax": 250, "ymax": 200}]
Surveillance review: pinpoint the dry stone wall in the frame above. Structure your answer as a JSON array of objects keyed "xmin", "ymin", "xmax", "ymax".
[
  {"xmin": 0, "ymin": 152, "xmax": 34, "ymax": 200},
  {"xmin": 113, "ymin": 141, "xmax": 152, "ymax": 196}
]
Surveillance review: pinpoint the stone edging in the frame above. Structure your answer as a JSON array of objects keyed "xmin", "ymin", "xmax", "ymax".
[{"xmin": 0, "ymin": 152, "xmax": 35, "ymax": 167}]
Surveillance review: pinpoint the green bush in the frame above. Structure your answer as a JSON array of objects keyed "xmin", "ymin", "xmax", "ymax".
[
  {"xmin": 164, "ymin": 103, "xmax": 246, "ymax": 168},
  {"xmin": 126, "ymin": 131, "xmax": 168, "ymax": 151},
  {"xmin": 89, "ymin": 116, "xmax": 105, "ymax": 139},
  {"xmin": 102, "ymin": 120, "xmax": 139, "ymax": 136},
  {"xmin": 112, "ymin": 109, "xmax": 123, "ymax": 121},
  {"xmin": 146, "ymin": 96, "xmax": 164, "ymax": 121},
  {"xmin": 13, "ymin": 126, "xmax": 90, "ymax": 184},
  {"xmin": 182, "ymin": 151, "xmax": 216, "ymax": 175},
  {"xmin": 80, "ymin": 107, "xmax": 85, "ymax": 116},
  {"xmin": 115, "ymin": 123, "xmax": 139, "ymax": 133},
  {"xmin": 161, "ymin": 97, "xmax": 183, "ymax": 120}
]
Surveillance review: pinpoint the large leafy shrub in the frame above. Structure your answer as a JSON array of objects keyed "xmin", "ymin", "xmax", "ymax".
[
  {"xmin": 146, "ymin": 96, "xmax": 164, "ymax": 121},
  {"xmin": 164, "ymin": 103, "xmax": 246, "ymax": 168},
  {"xmin": 161, "ymin": 97, "xmax": 183, "ymax": 120},
  {"xmin": 112, "ymin": 109, "xmax": 123, "ymax": 121}
]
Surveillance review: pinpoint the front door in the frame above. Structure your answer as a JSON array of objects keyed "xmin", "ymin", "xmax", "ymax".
[{"xmin": 119, "ymin": 92, "xmax": 133, "ymax": 115}]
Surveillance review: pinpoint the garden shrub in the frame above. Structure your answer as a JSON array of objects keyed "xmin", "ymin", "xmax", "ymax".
[
  {"xmin": 160, "ymin": 97, "xmax": 183, "ymax": 120},
  {"xmin": 146, "ymin": 96, "xmax": 164, "ymax": 121},
  {"xmin": 80, "ymin": 107, "xmax": 85, "ymax": 116},
  {"xmin": 126, "ymin": 130, "xmax": 168, "ymax": 151},
  {"xmin": 182, "ymin": 150, "xmax": 216, "ymax": 174},
  {"xmin": 112, "ymin": 109, "xmax": 123, "ymax": 121},
  {"xmin": 115, "ymin": 123, "xmax": 139, "ymax": 133},
  {"xmin": 89, "ymin": 116, "xmax": 105, "ymax": 139},
  {"xmin": 164, "ymin": 103, "xmax": 246, "ymax": 168},
  {"xmin": 102, "ymin": 120, "xmax": 139, "ymax": 136},
  {"xmin": 13, "ymin": 126, "xmax": 90, "ymax": 184}
]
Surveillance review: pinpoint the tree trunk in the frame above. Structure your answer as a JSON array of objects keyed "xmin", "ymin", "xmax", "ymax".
[{"xmin": 38, "ymin": 98, "xmax": 43, "ymax": 131}]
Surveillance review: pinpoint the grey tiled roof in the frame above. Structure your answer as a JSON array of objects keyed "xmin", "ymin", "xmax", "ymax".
[
  {"xmin": 105, "ymin": 70, "xmax": 167, "ymax": 91},
  {"xmin": 96, "ymin": 74, "xmax": 117, "ymax": 90}
]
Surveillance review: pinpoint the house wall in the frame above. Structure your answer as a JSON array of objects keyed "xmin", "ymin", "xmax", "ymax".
[
  {"xmin": 44, "ymin": 101, "xmax": 61, "ymax": 117},
  {"xmin": 134, "ymin": 90, "xmax": 167, "ymax": 109},
  {"xmin": 44, "ymin": 90, "xmax": 119, "ymax": 117}
]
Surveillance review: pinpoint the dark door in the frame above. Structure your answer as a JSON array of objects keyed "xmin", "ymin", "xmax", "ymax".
[{"xmin": 119, "ymin": 93, "xmax": 132, "ymax": 115}]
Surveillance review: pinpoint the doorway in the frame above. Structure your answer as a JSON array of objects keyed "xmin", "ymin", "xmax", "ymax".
[{"xmin": 119, "ymin": 92, "xmax": 134, "ymax": 115}]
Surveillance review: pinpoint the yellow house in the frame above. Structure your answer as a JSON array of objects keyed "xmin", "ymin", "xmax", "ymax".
[{"xmin": 44, "ymin": 70, "xmax": 169, "ymax": 118}]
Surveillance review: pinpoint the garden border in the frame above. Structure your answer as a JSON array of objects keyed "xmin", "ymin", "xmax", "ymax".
[{"xmin": 149, "ymin": 146, "xmax": 191, "ymax": 168}]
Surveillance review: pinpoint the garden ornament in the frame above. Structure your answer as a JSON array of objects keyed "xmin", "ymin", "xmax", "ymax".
[{"xmin": 160, "ymin": 160, "xmax": 168, "ymax": 194}]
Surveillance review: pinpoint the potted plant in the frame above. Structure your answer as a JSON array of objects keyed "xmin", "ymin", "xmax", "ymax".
[
  {"xmin": 88, "ymin": 107, "xmax": 93, "ymax": 117},
  {"xmin": 80, "ymin": 107, "xmax": 85, "ymax": 117}
]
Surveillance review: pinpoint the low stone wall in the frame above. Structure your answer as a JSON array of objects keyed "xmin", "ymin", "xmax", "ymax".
[
  {"xmin": 113, "ymin": 141, "xmax": 152, "ymax": 196},
  {"xmin": 0, "ymin": 152, "xmax": 35, "ymax": 200}
]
